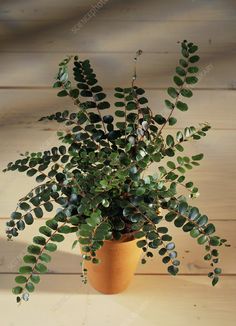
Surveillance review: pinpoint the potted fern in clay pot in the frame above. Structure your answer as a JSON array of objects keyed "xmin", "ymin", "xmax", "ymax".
[{"xmin": 4, "ymin": 40, "xmax": 229, "ymax": 303}]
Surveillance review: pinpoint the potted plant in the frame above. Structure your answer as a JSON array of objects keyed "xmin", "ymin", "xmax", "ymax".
[{"xmin": 4, "ymin": 40, "xmax": 229, "ymax": 303}]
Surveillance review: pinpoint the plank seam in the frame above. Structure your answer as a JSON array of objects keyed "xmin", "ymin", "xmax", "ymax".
[
  {"xmin": 0, "ymin": 272, "xmax": 235, "ymax": 276},
  {"xmin": 0, "ymin": 218, "xmax": 235, "ymax": 221},
  {"xmin": 0, "ymin": 87, "xmax": 236, "ymax": 91}
]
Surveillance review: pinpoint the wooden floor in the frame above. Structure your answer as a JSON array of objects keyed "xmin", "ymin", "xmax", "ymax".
[
  {"xmin": 0, "ymin": 0, "xmax": 236, "ymax": 325},
  {"xmin": 0, "ymin": 275, "xmax": 235, "ymax": 326}
]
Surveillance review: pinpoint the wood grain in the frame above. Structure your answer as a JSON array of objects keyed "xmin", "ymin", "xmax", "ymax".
[
  {"xmin": 0, "ymin": 219, "xmax": 234, "ymax": 274},
  {"xmin": 0, "ymin": 52, "xmax": 235, "ymax": 89},
  {"xmin": 1, "ymin": 0, "xmax": 236, "ymax": 21},
  {"xmin": 1, "ymin": 89, "xmax": 236, "ymax": 129},
  {"xmin": 0, "ymin": 274, "xmax": 235, "ymax": 326},
  {"xmin": 1, "ymin": 20, "xmax": 236, "ymax": 54}
]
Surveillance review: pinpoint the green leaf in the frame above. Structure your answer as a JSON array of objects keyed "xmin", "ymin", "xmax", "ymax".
[
  {"xmin": 137, "ymin": 240, "xmax": 147, "ymax": 248},
  {"xmin": 39, "ymin": 226, "xmax": 52, "ymax": 237},
  {"xmin": 33, "ymin": 236, "xmax": 46, "ymax": 246},
  {"xmin": 12, "ymin": 286, "xmax": 23, "ymax": 295},
  {"xmin": 188, "ymin": 207, "xmax": 199, "ymax": 220},
  {"xmin": 45, "ymin": 243, "xmax": 57, "ymax": 252},
  {"xmin": 57, "ymin": 90, "xmax": 68, "ymax": 97},
  {"xmin": 176, "ymin": 66, "xmax": 186, "ymax": 76},
  {"xmin": 19, "ymin": 266, "xmax": 33, "ymax": 274},
  {"xmin": 23, "ymin": 255, "xmax": 37, "ymax": 264},
  {"xmin": 187, "ymin": 66, "xmax": 199, "ymax": 73},
  {"xmin": 19, "ymin": 202, "xmax": 31, "ymax": 211},
  {"xmin": 190, "ymin": 228, "xmax": 200, "ymax": 238},
  {"xmin": 15, "ymin": 275, "xmax": 27, "ymax": 284},
  {"xmin": 169, "ymin": 117, "xmax": 177, "ymax": 126},
  {"xmin": 70, "ymin": 89, "xmax": 79, "ymax": 98},
  {"xmin": 165, "ymin": 99, "xmax": 174, "ymax": 109},
  {"xmin": 204, "ymin": 223, "xmax": 216, "ymax": 235},
  {"xmin": 154, "ymin": 114, "xmax": 166, "ymax": 125},
  {"xmin": 167, "ymin": 161, "xmax": 175, "ymax": 169},
  {"xmin": 189, "ymin": 55, "xmax": 200, "ymax": 63},
  {"xmin": 192, "ymin": 153, "xmax": 204, "ymax": 161},
  {"xmin": 46, "ymin": 219, "xmax": 58, "ymax": 230},
  {"xmin": 126, "ymin": 101, "xmax": 137, "ymax": 110},
  {"xmin": 186, "ymin": 76, "xmax": 198, "ymax": 84},
  {"xmin": 179, "ymin": 59, "xmax": 188, "ymax": 68},
  {"xmin": 27, "ymin": 168, "xmax": 37, "ymax": 177},
  {"xmin": 197, "ymin": 215, "xmax": 208, "ymax": 227},
  {"xmin": 175, "ymin": 144, "xmax": 184, "ymax": 152},
  {"xmin": 39, "ymin": 253, "xmax": 51, "ymax": 263},
  {"xmin": 24, "ymin": 213, "xmax": 34, "ymax": 225},
  {"xmin": 11, "ymin": 212, "xmax": 22, "ymax": 220},
  {"xmin": 189, "ymin": 45, "xmax": 198, "ymax": 53},
  {"xmin": 214, "ymin": 268, "xmax": 222, "ymax": 275},
  {"xmin": 138, "ymin": 97, "xmax": 148, "ymax": 105},
  {"xmin": 17, "ymin": 220, "xmax": 25, "ymax": 231},
  {"xmin": 162, "ymin": 256, "xmax": 171, "ymax": 264},
  {"xmin": 36, "ymin": 174, "xmax": 46, "ymax": 183},
  {"xmin": 209, "ymin": 236, "xmax": 220, "ymax": 246},
  {"xmin": 167, "ymin": 265, "xmax": 179, "ymax": 276},
  {"xmin": 180, "ymin": 89, "xmax": 193, "ymax": 97},
  {"xmin": 134, "ymin": 231, "xmax": 145, "ymax": 239},
  {"xmin": 44, "ymin": 202, "xmax": 53, "ymax": 212},
  {"xmin": 173, "ymin": 76, "xmax": 183, "ymax": 86},
  {"xmin": 197, "ymin": 235, "xmax": 208, "ymax": 245},
  {"xmin": 166, "ymin": 135, "xmax": 174, "ymax": 147},
  {"xmin": 97, "ymin": 101, "xmax": 110, "ymax": 110},
  {"xmin": 212, "ymin": 276, "xmax": 219, "ymax": 286},
  {"xmin": 27, "ymin": 245, "xmax": 41, "ymax": 255},
  {"xmin": 115, "ymin": 110, "xmax": 125, "ymax": 117},
  {"xmin": 165, "ymin": 212, "xmax": 177, "ymax": 222},
  {"xmin": 115, "ymin": 102, "xmax": 125, "ymax": 107},
  {"xmin": 136, "ymin": 187, "xmax": 145, "ymax": 196},
  {"xmin": 30, "ymin": 274, "xmax": 40, "ymax": 284},
  {"xmin": 72, "ymin": 240, "xmax": 79, "ymax": 249},
  {"xmin": 178, "ymin": 202, "xmax": 188, "ymax": 215},
  {"xmin": 58, "ymin": 225, "xmax": 74, "ymax": 234},
  {"xmin": 176, "ymin": 101, "xmax": 188, "ymax": 111},
  {"xmin": 35, "ymin": 263, "xmax": 47, "ymax": 273},
  {"xmin": 167, "ymin": 87, "xmax": 178, "ymax": 98},
  {"xmin": 51, "ymin": 234, "xmax": 65, "ymax": 242},
  {"xmin": 34, "ymin": 207, "xmax": 43, "ymax": 218},
  {"xmin": 174, "ymin": 216, "xmax": 186, "ymax": 227},
  {"xmin": 26, "ymin": 282, "xmax": 35, "ymax": 293},
  {"xmin": 53, "ymin": 81, "xmax": 62, "ymax": 88}
]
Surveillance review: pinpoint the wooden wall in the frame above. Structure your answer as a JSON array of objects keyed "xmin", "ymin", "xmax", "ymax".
[{"xmin": 0, "ymin": 1, "xmax": 235, "ymax": 324}]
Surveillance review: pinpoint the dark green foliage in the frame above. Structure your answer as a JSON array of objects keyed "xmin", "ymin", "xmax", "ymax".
[{"xmin": 5, "ymin": 41, "xmax": 228, "ymax": 303}]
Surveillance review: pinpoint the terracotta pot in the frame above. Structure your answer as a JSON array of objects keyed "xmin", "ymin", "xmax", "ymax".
[{"xmin": 80, "ymin": 232, "xmax": 142, "ymax": 294}]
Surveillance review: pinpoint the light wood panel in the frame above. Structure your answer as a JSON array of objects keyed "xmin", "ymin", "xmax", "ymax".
[
  {"xmin": 0, "ymin": 219, "xmax": 234, "ymax": 274},
  {"xmin": 1, "ymin": 0, "xmax": 236, "ymax": 21},
  {"xmin": 1, "ymin": 20, "xmax": 236, "ymax": 54},
  {"xmin": 0, "ymin": 1, "xmax": 235, "ymax": 323},
  {"xmin": 1, "ymin": 89, "xmax": 236, "ymax": 129},
  {"xmin": 0, "ymin": 53, "xmax": 235, "ymax": 88},
  {"xmin": 0, "ymin": 275, "xmax": 236, "ymax": 326}
]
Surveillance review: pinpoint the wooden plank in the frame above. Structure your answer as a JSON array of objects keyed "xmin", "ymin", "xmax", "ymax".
[
  {"xmin": 0, "ymin": 275, "xmax": 235, "ymax": 326},
  {"xmin": 0, "ymin": 128, "xmax": 235, "ymax": 219},
  {"xmin": 1, "ymin": 21, "xmax": 236, "ymax": 53},
  {"xmin": 0, "ymin": 52, "xmax": 235, "ymax": 88},
  {"xmin": 1, "ymin": 0, "xmax": 236, "ymax": 21},
  {"xmin": 1, "ymin": 89, "xmax": 236, "ymax": 129},
  {"xmin": 0, "ymin": 220, "xmax": 234, "ymax": 274}
]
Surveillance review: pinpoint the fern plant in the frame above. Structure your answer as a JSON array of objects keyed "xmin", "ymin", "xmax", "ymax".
[{"xmin": 4, "ymin": 40, "xmax": 229, "ymax": 303}]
